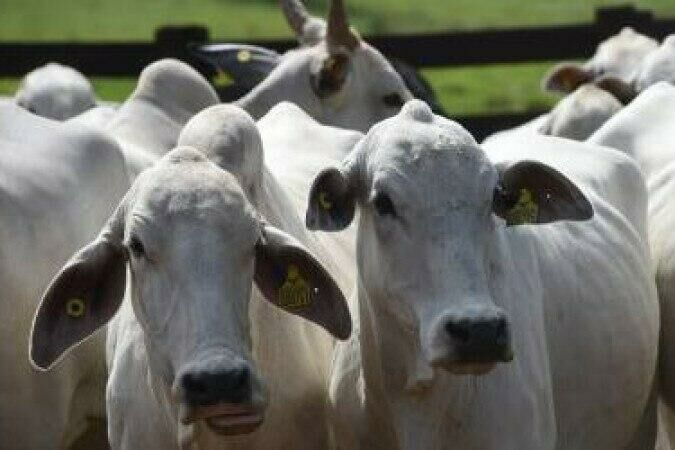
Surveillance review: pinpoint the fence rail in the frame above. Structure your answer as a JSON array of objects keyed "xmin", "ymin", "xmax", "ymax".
[{"xmin": 1, "ymin": 5, "xmax": 674, "ymax": 139}]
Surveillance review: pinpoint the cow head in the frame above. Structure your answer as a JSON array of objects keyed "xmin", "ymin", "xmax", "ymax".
[
  {"xmin": 29, "ymin": 147, "xmax": 350, "ymax": 441},
  {"xmin": 543, "ymin": 27, "xmax": 657, "ymax": 96},
  {"xmin": 227, "ymin": 0, "xmax": 412, "ymax": 132},
  {"xmin": 307, "ymin": 100, "xmax": 592, "ymax": 377}
]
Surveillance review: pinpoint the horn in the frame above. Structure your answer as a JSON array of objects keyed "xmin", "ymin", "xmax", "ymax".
[
  {"xmin": 326, "ymin": 0, "xmax": 359, "ymax": 51},
  {"xmin": 279, "ymin": 0, "xmax": 311, "ymax": 38}
]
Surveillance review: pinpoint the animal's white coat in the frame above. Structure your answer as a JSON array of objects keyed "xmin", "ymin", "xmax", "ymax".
[
  {"xmin": 324, "ymin": 101, "xmax": 659, "ymax": 449},
  {"xmin": 0, "ymin": 103, "xmax": 129, "ymax": 448}
]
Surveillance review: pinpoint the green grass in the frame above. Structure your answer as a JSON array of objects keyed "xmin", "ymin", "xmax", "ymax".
[{"xmin": 1, "ymin": 0, "xmax": 673, "ymax": 115}]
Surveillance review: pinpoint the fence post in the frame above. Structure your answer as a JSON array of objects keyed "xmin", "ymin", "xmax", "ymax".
[
  {"xmin": 154, "ymin": 25, "xmax": 213, "ymax": 75},
  {"xmin": 594, "ymin": 5, "xmax": 655, "ymax": 37}
]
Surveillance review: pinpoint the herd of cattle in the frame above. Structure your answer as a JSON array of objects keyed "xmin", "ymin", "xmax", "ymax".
[{"xmin": 3, "ymin": 0, "xmax": 675, "ymax": 449}]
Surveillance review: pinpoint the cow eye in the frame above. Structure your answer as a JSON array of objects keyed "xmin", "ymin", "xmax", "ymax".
[
  {"xmin": 128, "ymin": 236, "xmax": 145, "ymax": 258},
  {"xmin": 373, "ymin": 192, "xmax": 397, "ymax": 218},
  {"xmin": 383, "ymin": 93, "xmax": 405, "ymax": 109}
]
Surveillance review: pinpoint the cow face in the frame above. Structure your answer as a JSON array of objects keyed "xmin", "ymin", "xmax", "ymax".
[
  {"xmin": 308, "ymin": 100, "xmax": 593, "ymax": 376},
  {"xmin": 30, "ymin": 147, "xmax": 350, "ymax": 439},
  {"xmin": 233, "ymin": 0, "xmax": 412, "ymax": 132},
  {"xmin": 543, "ymin": 27, "xmax": 657, "ymax": 94}
]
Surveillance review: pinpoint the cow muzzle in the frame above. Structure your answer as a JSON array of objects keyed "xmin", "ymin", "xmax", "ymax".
[
  {"xmin": 175, "ymin": 355, "xmax": 266, "ymax": 436},
  {"xmin": 426, "ymin": 306, "xmax": 514, "ymax": 375}
]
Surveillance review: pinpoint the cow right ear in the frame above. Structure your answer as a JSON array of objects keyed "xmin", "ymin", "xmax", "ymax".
[
  {"xmin": 306, "ymin": 167, "xmax": 356, "ymax": 231},
  {"xmin": 542, "ymin": 63, "xmax": 593, "ymax": 93},
  {"xmin": 594, "ymin": 75, "xmax": 637, "ymax": 105},
  {"xmin": 29, "ymin": 234, "xmax": 127, "ymax": 371}
]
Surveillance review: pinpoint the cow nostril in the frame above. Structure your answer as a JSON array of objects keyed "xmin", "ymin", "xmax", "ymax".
[
  {"xmin": 182, "ymin": 373, "xmax": 207, "ymax": 394},
  {"xmin": 445, "ymin": 320, "xmax": 471, "ymax": 343},
  {"xmin": 495, "ymin": 319, "xmax": 508, "ymax": 344}
]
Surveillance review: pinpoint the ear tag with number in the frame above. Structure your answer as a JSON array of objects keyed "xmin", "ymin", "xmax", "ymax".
[
  {"xmin": 66, "ymin": 298, "xmax": 86, "ymax": 318},
  {"xmin": 505, "ymin": 188, "xmax": 539, "ymax": 226},
  {"xmin": 237, "ymin": 50, "xmax": 251, "ymax": 63},
  {"xmin": 278, "ymin": 265, "xmax": 311, "ymax": 309}
]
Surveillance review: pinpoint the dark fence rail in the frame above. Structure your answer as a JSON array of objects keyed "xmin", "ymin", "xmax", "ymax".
[{"xmin": 1, "ymin": 5, "xmax": 674, "ymax": 139}]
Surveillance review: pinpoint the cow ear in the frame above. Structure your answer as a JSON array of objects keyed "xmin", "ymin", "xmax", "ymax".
[
  {"xmin": 29, "ymin": 235, "xmax": 127, "ymax": 371},
  {"xmin": 189, "ymin": 43, "xmax": 281, "ymax": 88},
  {"xmin": 543, "ymin": 63, "xmax": 593, "ymax": 93},
  {"xmin": 594, "ymin": 75, "xmax": 637, "ymax": 105},
  {"xmin": 492, "ymin": 161, "xmax": 593, "ymax": 226},
  {"xmin": 254, "ymin": 224, "xmax": 351, "ymax": 340},
  {"xmin": 310, "ymin": 52, "xmax": 352, "ymax": 99},
  {"xmin": 306, "ymin": 167, "xmax": 356, "ymax": 231}
]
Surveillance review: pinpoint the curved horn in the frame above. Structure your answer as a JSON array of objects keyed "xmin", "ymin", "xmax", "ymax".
[
  {"xmin": 326, "ymin": 0, "xmax": 359, "ymax": 51},
  {"xmin": 279, "ymin": 0, "xmax": 311, "ymax": 38}
]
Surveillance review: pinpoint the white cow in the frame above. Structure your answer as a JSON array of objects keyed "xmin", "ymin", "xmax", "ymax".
[
  {"xmin": 306, "ymin": 100, "xmax": 659, "ymax": 449},
  {"xmin": 104, "ymin": 58, "xmax": 220, "ymax": 180},
  {"xmin": 634, "ymin": 35, "xmax": 675, "ymax": 92},
  {"xmin": 0, "ymin": 103, "xmax": 129, "ymax": 449},
  {"xmin": 229, "ymin": 0, "xmax": 413, "ymax": 132},
  {"xmin": 30, "ymin": 106, "xmax": 354, "ymax": 450},
  {"xmin": 538, "ymin": 84, "xmax": 624, "ymax": 141},
  {"xmin": 543, "ymin": 27, "xmax": 658, "ymax": 95},
  {"xmin": 589, "ymin": 81, "xmax": 675, "ymax": 448},
  {"xmin": 15, "ymin": 62, "xmax": 96, "ymax": 120}
]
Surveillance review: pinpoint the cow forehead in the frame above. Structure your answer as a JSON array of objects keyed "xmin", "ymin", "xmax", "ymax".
[
  {"xmin": 131, "ymin": 152, "xmax": 258, "ymax": 231},
  {"xmin": 364, "ymin": 104, "xmax": 494, "ymax": 194}
]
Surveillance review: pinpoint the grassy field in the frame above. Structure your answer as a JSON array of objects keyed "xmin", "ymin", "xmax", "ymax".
[{"xmin": 1, "ymin": 0, "xmax": 674, "ymax": 115}]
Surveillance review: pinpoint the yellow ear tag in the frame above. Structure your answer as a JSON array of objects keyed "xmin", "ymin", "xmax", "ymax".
[
  {"xmin": 237, "ymin": 50, "xmax": 251, "ymax": 63},
  {"xmin": 278, "ymin": 265, "xmax": 311, "ymax": 309},
  {"xmin": 505, "ymin": 188, "xmax": 539, "ymax": 226},
  {"xmin": 66, "ymin": 298, "xmax": 86, "ymax": 318},
  {"xmin": 318, "ymin": 192, "xmax": 332, "ymax": 210}
]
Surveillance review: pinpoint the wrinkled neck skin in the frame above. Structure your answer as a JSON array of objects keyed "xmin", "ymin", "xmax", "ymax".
[
  {"xmin": 112, "ymin": 166, "xmax": 335, "ymax": 450},
  {"xmin": 354, "ymin": 216, "xmax": 554, "ymax": 450}
]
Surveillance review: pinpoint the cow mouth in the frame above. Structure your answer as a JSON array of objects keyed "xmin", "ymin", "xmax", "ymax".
[{"xmin": 181, "ymin": 403, "xmax": 264, "ymax": 436}]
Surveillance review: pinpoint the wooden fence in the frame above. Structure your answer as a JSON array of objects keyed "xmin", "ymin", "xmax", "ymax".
[{"xmin": 1, "ymin": 5, "xmax": 674, "ymax": 139}]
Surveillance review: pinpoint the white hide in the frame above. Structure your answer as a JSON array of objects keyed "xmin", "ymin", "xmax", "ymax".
[
  {"xmin": 0, "ymin": 103, "xmax": 129, "ymax": 448},
  {"xmin": 323, "ymin": 101, "xmax": 658, "ymax": 449},
  {"xmin": 634, "ymin": 35, "xmax": 675, "ymax": 92},
  {"xmin": 104, "ymin": 59, "xmax": 219, "ymax": 180},
  {"xmin": 234, "ymin": 0, "xmax": 412, "ymax": 132},
  {"xmin": 15, "ymin": 63, "xmax": 96, "ymax": 120},
  {"xmin": 589, "ymin": 82, "xmax": 675, "ymax": 447},
  {"xmin": 539, "ymin": 84, "xmax": 623, "ymax": 141},
  {"xmin": 96, "ymin": 106, "xmax": 355, "ymax": 450}
]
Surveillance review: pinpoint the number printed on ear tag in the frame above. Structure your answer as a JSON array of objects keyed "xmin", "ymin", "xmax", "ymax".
[
  {"xmin": 66, "ymin": 298, "xmax": 86, "ymax": 318},
  {"xmin": 278, "ymin": 265, "xmax": 311, "ymax": 309},
  {"xmin": 505, "ymin": 188, "xmax": 539, "ymax": 226},
  {"xmin": 319, "ymin": 192, "xmax": 332, "ymax": 210}
]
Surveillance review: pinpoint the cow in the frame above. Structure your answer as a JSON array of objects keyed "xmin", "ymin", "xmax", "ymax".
[
  {"xmin": 102, "ymin": 58, "xmax": 220, "ymax": 180},
  {"xmin": 589, "ymin": 81, "xmax": 675, "ymax": 449},
  {"xmin": 543, "ymin": 27, "xmax": 658, "ymax": 95},
  {"xmin": 306, "ymin": 100, "xmax": 659, "ymax": 449},
  {"xmin": 0, "ymin": 102, "xmax": 129, "ymax": 449},
  {"xmin": 201, "ymin": 0, "xmax": 413, "ymax": 132},
  {"xmin": 30, "ymin": 106, "xmax": 353, "ymax": 450},
  {"xmin": 15, "ymin": 62, "xmax": 97, "ymax": 120}
]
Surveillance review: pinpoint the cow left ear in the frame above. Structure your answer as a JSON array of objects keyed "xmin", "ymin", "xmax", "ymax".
[
  {"xmin": 254, "ymin": 224, "xmax": 351, "ymax": 340},
  {"xmin": 492, "ymin": 161, "xmax": 593, "ymax": 226},
  {"xmin": 594, "ymin": 75, "xmax": 637, "ymax": 105}
]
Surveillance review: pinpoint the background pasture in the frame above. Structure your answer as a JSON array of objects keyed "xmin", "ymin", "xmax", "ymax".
[{"xmin": 1, "ymin": 0, "xmax": 674, "ymax": 115}]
